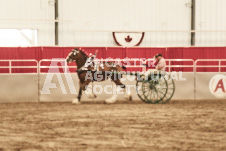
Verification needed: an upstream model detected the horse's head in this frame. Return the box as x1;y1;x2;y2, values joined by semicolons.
66;49;80;63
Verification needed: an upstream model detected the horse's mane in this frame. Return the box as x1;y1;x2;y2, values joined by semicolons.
75;49;88;59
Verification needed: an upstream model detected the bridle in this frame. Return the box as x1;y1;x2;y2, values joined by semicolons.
67;51;77;61
68;55;75;61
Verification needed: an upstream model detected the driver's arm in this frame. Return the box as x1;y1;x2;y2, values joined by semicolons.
156;60;165;70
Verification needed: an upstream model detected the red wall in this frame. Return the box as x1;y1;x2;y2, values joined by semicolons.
0;47;225;73
0;46;225;60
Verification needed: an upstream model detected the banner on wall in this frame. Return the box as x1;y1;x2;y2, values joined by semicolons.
196;73;226;99
112;32;145;46
209;74;226;98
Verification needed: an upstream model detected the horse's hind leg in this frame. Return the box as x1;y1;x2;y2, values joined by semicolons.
105;79;132;104
113;79;132;101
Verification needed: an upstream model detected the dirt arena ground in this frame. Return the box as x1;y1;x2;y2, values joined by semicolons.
0;100;225;151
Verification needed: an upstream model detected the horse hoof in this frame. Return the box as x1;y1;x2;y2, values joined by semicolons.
128;95;132;101
105;94;117;104
105;100;114;104
72;99;80;104
88;93;97;99
124;94;132;101
105;98;116;104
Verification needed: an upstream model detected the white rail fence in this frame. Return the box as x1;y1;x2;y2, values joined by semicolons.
38;58;196;73
39;59;76;73
0;60;38;74
1;59;226;73
195;59;226;72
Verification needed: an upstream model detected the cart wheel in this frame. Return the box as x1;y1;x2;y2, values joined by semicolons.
136;79;147;102
143;76;168;103
159;74;175;104
136;75;168;104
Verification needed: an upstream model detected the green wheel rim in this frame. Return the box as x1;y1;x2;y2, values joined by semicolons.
136;73;175;104
136;79;147;102
159;74;175;104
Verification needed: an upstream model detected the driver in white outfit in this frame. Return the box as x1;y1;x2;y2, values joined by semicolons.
144;53;166;76
155;54;166;71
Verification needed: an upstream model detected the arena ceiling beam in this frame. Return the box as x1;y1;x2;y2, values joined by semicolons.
191;0;196;46
55;0;59;46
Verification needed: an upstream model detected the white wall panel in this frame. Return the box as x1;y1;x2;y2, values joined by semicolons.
0;74;38;103
0;0;55;46
0;0;225;46
59;0;191;46
196;0;226;46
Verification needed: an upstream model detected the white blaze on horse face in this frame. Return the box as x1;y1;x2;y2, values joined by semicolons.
66;52;74;63
66;52;71;62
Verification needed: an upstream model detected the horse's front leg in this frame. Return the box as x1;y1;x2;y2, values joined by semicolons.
72;81;83;104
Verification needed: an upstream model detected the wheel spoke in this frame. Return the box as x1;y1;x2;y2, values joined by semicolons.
158;89;165;97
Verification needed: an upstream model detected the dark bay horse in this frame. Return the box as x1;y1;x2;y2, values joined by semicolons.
66;48;131;104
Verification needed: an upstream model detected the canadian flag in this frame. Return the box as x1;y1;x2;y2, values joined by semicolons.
113;32;145;47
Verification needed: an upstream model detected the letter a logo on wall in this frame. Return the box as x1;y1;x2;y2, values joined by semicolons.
209;74;226;98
